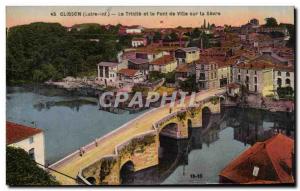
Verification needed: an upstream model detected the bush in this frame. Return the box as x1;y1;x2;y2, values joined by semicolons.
6;147;59;186
277;86;294;99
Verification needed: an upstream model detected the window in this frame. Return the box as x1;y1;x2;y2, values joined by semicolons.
214;72;217;78
254;71;257;75
238;75;241;82
29;136;34;144
254;85;257;92
278;71;281;76
277;78;282;87
246;76;249;83
201;64;204;70
199;73;205;80
246;70;248;74
99;66;103;77
286;79;291;85
238;69;241;73
286;72;290;77
28;148;35;160
254;77;257;84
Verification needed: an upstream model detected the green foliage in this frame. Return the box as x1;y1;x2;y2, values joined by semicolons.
209;96;219;105
163;32;179;42
153;32;162;42
277;86;294;100
149;71;175;84
164;71;176;84
264;17;278;27
177;112;187;121
280;23;295;49
179;74;198;93
99;158;117;183
132;85;149;95
119;134;156;156
7;22;123;85
149;71;164;82
6;146;59;186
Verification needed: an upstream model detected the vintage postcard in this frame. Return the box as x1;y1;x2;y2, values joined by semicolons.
6;6;295;186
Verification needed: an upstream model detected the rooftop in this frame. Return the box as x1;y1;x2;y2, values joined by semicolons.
219;134;294;184
97;62;119;67
118;68;139;77
128;58;149;65
6;121;43;145
150;55;175;65
176;63;194;73
176;47;200;53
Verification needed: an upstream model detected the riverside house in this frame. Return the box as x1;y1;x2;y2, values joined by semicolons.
232;60;275;97
96;62;126;87
175;47;200;65
117;68;145;87
196;57;219;90
149;55;177;73
6;122;45;167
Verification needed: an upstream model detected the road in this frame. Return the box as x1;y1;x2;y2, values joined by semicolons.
50;88;225;185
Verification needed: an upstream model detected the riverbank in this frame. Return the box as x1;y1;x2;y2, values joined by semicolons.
222;94;294;113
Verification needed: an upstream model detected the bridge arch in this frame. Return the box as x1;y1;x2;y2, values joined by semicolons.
187;118;192;137
120;160;135;184
202;106;211;128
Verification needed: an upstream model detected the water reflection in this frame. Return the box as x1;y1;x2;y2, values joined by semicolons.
33;99;97;112
121;107;295;185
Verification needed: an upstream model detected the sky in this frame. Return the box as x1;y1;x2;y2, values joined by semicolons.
6;6;294;28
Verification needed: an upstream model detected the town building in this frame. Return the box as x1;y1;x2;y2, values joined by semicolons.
117;68;145;86
175;47;200;65
128;58;150;78
175;63;196;83
149;55;177;73
273;65;294;90
6;122;45;167
96;62;126;87
219;134;294;184
119;25;144;35
218;63;232;88
135;51;165;62
232;60;275;97
131;37;147;47
259;26;289;36
195;58;219;90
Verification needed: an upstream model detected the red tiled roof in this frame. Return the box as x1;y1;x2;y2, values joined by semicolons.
219;134;294;184
227;83;240;89
6;122;42;145
118;68;139;77
176;63;193;73
235;60;275;70
150;55;175;65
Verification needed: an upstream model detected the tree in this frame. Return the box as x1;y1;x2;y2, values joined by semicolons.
153;32;162;42
6;22;123;84
191;28;201;38
265;17;278;27
179;74;198;93
6;147;59;186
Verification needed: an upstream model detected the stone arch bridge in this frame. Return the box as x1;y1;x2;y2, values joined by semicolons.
48;89;225;185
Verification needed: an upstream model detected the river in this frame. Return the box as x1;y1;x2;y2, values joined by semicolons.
6;86;148;164
6;86;295;184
